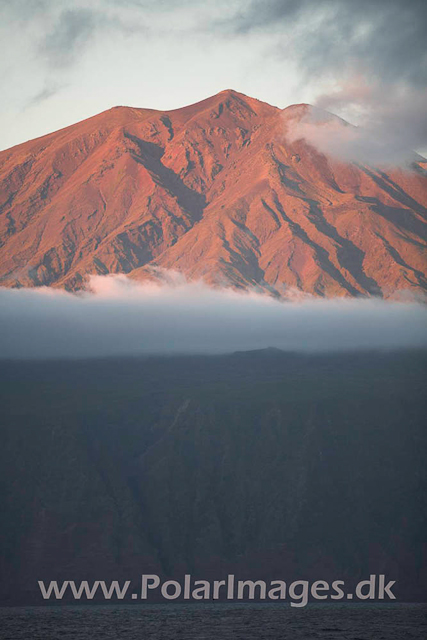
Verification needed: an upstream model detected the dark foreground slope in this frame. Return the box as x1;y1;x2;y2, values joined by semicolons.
0;350;426;604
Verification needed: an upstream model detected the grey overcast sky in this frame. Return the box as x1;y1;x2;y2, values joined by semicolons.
0;0;426;153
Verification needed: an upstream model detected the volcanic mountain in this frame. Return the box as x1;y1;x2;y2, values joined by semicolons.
0;89;426;297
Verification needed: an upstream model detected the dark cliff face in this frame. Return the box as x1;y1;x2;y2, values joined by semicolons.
0;350;426;603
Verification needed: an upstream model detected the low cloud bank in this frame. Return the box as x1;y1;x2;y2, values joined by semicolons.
0;275;426;359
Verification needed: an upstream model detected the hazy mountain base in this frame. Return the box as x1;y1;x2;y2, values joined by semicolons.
0;350;426;604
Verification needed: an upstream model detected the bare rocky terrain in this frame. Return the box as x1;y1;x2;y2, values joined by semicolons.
0;90;426;296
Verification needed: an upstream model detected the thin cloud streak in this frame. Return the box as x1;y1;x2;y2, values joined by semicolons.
0;275;426;359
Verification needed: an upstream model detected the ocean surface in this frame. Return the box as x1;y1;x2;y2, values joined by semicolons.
1;602;426;639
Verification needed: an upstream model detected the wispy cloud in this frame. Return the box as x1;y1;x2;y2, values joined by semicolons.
26;81;66;107
39;8;98;68
223;0;427;87
224;0;427;160
285;79;427;166
0;275;426;359
38;4;150;69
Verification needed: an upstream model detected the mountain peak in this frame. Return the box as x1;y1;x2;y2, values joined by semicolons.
281;102;351;126
164;88;279;120
0;90;426;297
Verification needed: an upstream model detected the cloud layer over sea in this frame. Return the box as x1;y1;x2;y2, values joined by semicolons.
1;274;426;359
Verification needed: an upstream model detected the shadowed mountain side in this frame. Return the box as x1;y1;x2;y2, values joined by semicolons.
0;350;426;604
0;90;426;296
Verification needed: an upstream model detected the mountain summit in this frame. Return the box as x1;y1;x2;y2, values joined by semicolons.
0;90;426;296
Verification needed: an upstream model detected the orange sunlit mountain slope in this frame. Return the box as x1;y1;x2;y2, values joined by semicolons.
0;90;426;297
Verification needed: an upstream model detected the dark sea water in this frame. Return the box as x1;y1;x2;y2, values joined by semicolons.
1;603;426;639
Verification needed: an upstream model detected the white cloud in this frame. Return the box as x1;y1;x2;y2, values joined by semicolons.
0;275;426;359
285;79;427;166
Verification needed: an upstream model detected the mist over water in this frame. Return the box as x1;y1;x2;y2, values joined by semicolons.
0;275;426;359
